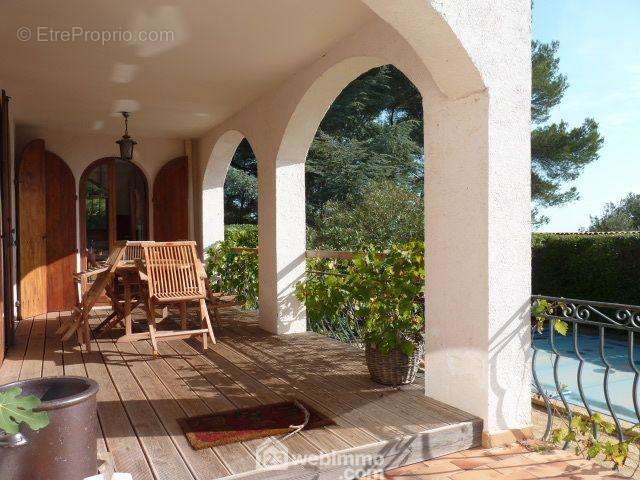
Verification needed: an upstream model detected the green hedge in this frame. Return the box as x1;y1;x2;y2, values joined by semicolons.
532;232;640;305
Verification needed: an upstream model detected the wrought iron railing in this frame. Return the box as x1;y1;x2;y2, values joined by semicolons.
531;294;640;446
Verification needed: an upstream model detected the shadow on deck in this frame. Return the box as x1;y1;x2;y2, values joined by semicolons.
0;308;481;480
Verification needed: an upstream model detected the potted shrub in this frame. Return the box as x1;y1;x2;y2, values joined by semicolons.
349;243;425;385
296;242;425;386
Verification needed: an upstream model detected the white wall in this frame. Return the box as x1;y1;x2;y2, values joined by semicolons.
13;126;185;277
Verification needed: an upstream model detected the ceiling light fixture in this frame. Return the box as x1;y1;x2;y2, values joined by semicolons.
116;111;137;161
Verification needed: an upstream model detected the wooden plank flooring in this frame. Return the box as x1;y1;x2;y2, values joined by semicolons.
0;308;482;480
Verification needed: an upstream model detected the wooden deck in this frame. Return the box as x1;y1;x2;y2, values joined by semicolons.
0;308;481;480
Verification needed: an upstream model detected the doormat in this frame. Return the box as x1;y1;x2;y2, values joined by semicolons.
178;399;335;450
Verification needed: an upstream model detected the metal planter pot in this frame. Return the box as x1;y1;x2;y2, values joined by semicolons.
0;376;100;480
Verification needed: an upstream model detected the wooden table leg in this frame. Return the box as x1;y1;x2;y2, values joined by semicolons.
124;284;132;336
179;302;187;330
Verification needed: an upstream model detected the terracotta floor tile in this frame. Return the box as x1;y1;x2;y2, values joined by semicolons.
489;454;536;469
449;456;497;471
385;459;459;477
522;450;579;463
486;443;530;456
449;468;505;480
371;444;624;480
525;460;584;478
461;449;494;458
491;465;537;479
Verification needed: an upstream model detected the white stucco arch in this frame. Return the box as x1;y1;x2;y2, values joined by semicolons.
195;3;532;437
359;0;485;99
275;56;384;167
201;129;247;250
262;55;432;337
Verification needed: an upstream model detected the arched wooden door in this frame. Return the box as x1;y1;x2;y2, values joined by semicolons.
153;156;189;241
18;140;77;317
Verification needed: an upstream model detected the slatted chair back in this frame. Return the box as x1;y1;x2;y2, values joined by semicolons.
142;241;206;302
122;241;155;262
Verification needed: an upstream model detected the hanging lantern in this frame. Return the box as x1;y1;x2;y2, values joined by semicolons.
116;111;137;161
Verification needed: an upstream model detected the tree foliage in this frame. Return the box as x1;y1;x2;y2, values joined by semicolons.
306;65;423;222
223;40;604;239
311;180;423;250
531;41;604;226
224;140;258;225
589;193;640;231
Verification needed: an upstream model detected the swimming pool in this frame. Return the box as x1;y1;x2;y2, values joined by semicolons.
533;329;640;423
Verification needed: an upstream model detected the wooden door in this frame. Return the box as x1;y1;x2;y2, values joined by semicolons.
153;156;188;241
18;141;77;317
45;151;77;311
18;139;47;318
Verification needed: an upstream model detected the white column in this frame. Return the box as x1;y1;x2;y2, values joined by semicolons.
201;185;225;251
424;51;531;436
257;149;306;334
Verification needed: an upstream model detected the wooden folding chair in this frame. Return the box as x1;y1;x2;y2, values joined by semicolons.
138;241;216;354
57;243;127;351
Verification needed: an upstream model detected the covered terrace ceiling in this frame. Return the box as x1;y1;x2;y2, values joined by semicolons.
0;0;375;138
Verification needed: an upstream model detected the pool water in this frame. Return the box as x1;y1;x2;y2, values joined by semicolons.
533;329;640;423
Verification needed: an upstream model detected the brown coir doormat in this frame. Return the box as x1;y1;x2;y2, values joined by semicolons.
178;400;335;450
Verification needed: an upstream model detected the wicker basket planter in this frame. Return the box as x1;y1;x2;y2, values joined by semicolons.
365;341;424;386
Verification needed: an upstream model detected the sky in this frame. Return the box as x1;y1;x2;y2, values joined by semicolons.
533;0;640;232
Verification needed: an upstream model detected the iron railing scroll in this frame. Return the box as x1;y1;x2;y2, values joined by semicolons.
532;295;640;447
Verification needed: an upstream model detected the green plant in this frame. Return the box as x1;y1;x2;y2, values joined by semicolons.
0;387;49;435
531;299;569;335
298;257;354;340
205;224;259;309
296;242;425;354
552;413;639;470
221;224;258;248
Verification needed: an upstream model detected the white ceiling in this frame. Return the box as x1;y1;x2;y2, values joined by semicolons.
0;0;374;138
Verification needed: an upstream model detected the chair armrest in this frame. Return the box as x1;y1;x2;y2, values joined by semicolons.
195;261;208;280
74;266;109;283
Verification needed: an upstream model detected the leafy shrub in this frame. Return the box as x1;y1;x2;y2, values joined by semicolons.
309;180;423;250
532;232;640;304
206;224;259;309
223;224;258;248
296;242;425;354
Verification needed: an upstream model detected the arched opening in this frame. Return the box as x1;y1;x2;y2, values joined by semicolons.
224;139;258;226
306;64;424;250
202;135;259;310
294;63;424;344
80;157;148;267
201;130;245;251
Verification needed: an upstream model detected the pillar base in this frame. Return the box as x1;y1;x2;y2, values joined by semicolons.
481;427;534;448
